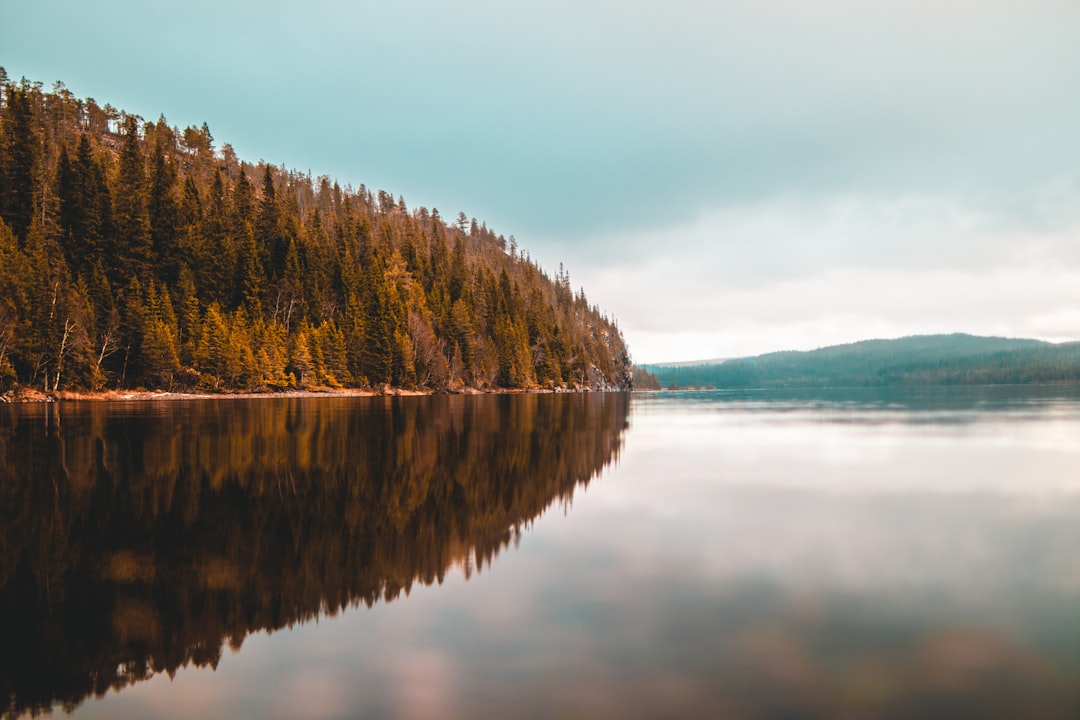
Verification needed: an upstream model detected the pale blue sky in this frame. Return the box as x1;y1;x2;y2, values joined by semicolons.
4;0;1080;361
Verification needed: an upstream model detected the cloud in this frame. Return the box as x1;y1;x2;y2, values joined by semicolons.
568;189;1080;361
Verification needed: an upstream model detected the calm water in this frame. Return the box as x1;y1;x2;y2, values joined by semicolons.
5;387;1080;718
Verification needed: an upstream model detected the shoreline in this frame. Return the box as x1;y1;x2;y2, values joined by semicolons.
1;385;615;403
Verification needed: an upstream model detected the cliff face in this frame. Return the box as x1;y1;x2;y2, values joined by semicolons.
0;77;632;394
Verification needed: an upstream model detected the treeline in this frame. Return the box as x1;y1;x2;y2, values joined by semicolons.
0;393;629;716
631;365;661;390
646;334;1080;389
0;72;631;393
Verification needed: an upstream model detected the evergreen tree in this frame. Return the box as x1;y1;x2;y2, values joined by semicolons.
56;135;111;276
175;264;200;365
288;322;314;387
148;128;180;282
1;83;38;241
55;144;78;264
314;320;349;387
118;275;147;387
359;259;393;387
112;116;152;284
142;316;181;389
200;169;237;304
257;164;286;279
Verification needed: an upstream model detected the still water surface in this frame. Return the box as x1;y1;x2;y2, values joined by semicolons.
4;387;1080;718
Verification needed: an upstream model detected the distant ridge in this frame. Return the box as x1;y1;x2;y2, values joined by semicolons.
643;334;1080;388
649;357;730;368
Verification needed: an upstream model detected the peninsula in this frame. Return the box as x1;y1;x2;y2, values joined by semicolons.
0;74;632;397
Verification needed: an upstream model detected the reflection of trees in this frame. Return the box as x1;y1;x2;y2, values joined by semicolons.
0;394;628;718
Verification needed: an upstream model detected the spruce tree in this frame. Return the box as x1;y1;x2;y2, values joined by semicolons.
148;131;180;282
257;164;285;279
1;84;37;242
359;264;393;387
112;116;152;284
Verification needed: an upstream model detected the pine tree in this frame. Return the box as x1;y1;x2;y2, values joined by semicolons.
288;321;313;387
55;144;78;265
56;135;111;277
257;164;287;279
81;136;112;261
0;219;26;389
359;263;393;387
314;320;349;387
142;316;181;389
1;84;38;241
112;116;152;284
118;275;147;387
148;129;180;282
200;169;237;305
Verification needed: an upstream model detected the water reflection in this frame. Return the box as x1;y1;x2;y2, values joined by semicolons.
634;384;1080;425
0;394;629;718
592;388;1080;719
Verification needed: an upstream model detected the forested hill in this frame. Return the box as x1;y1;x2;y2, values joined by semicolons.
645;334;1080;388
0;74;631;394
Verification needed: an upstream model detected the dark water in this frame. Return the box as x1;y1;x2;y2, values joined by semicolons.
4;387;1080;718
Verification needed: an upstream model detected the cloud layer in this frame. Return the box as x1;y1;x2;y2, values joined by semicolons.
573;189;1080;360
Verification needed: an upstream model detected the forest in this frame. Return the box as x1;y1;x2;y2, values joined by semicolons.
0;72;632;394
646;334;1080;389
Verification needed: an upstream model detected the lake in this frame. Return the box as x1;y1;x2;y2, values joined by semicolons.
4;387;1080;719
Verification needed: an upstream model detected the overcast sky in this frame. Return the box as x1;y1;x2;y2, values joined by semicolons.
4;0;1080;362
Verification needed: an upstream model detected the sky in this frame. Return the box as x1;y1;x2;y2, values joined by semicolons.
3;0;1080;362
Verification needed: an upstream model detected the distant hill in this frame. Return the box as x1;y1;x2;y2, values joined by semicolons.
649;357;729;368
643;334;1080;389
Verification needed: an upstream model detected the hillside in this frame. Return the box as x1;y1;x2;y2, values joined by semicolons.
645;334;1080;389
0;74;631;394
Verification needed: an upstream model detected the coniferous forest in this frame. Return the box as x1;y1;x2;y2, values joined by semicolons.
0;73;632;394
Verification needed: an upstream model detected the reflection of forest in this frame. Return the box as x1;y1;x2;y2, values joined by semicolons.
0;393;629;718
